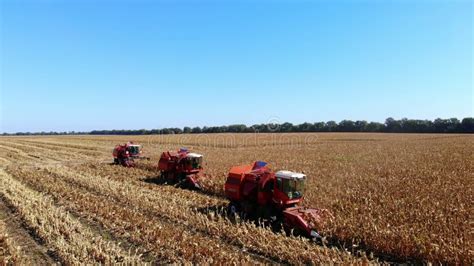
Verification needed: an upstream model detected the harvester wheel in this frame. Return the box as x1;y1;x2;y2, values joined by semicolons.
113;158;119;164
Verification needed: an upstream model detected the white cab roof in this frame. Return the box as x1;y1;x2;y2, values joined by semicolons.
275;170;306;180
187;153;203;158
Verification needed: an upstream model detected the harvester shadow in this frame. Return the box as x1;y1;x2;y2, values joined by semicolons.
141;176;224;198
142;176;167;185
133;162;158;172
141;176;204;192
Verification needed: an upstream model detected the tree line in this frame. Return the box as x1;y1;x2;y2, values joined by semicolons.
3;117;473;136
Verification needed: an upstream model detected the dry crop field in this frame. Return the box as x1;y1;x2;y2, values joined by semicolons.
0;133;472;264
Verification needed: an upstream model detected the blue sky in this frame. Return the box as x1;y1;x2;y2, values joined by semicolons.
0;0;472;133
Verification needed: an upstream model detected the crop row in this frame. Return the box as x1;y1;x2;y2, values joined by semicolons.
0;169;143;264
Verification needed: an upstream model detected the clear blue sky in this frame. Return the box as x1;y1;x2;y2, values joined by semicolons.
0;0;472;133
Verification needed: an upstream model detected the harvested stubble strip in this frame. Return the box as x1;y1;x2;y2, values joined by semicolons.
13;140;102;157
8;167;258;264
13;139;102;152
0;144;33;161
0;219;23;264
51;166;372;264
0;141;91;162
0;169;143;264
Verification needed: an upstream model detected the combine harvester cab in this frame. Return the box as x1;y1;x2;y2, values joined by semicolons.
127;143;143;159
224;161;332;239
158;148;204;190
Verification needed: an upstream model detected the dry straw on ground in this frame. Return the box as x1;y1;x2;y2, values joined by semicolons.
0;133;472;264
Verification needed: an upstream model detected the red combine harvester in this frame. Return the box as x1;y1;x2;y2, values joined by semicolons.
158;148;204;190
225;161;332;239
112;142;145;167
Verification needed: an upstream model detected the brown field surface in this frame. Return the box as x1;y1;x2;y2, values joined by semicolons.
0;133;472;264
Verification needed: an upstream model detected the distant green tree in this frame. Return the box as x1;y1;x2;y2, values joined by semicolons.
354;120;368;132
446;118;461;133
4;117;474;136
338;120;356;132
325;121;337;132
385;117;402;132
298;122;313;132
313;122;326;132
280;122;294;132
365;122;383;132
191;127;202;134
461;117;474;133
